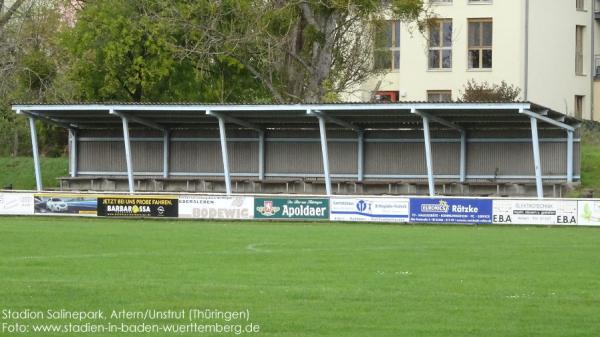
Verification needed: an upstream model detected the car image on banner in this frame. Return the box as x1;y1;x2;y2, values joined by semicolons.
410;198;493;224
34;194;97;215
330;197;409;222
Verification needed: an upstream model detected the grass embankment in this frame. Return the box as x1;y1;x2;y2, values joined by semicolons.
580;143;600;194
0;217;599;337
0;157;67;190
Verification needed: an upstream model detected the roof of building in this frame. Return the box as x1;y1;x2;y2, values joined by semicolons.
11;101;579;132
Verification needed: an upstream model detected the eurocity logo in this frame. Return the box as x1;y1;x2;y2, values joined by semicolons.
419;199;481;214
256;200;280;216
420;200;450;213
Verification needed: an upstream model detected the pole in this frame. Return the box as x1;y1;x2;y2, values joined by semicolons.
69;128;77;178
357;131;364;182
459;131;467;183
317;116;332;196
120;115;135;194
28;117;42;191
258;131;265;181
530;117;543;198
422;116;435;197
567;130;574;183
163;130;170;178
217;116;232;195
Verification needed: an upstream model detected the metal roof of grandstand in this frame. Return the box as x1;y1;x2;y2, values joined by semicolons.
11;101;580;131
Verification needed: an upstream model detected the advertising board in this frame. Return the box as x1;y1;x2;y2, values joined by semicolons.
410;198;493;224
330;197;409;222
179;195;253;219
493;199;577;225
254;197;329;219
0;192;34;215
97;196;178;217
34;193;97;215
577;200;600;226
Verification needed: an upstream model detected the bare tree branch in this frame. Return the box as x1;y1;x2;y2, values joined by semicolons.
239;59;285;103
0;0;26;29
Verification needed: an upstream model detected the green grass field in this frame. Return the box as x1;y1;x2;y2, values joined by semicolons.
0;157;67;190
1;217;599;336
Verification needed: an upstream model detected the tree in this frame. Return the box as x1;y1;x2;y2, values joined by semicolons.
459;80;522;102
61;0;269;103
0;0;70;157
161;0;427;102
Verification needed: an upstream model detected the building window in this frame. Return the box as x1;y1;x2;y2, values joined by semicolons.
374;91;399;102
576;0;585;10
468;19;493;69
429;19;452;69
431;0;452;4
576;25;585;75
468;0;492;3
427;90;452;102
374;21;401;71
575;95;584;118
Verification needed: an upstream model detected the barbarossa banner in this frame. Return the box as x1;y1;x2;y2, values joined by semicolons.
97;196;178;217
254;198;329;219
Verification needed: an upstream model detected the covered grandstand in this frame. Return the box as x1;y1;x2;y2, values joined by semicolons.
12;102;581;198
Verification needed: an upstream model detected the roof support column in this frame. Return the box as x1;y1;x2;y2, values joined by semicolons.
258;131;265;181
317;114;332;196
118;113;135;194
530;117;544;198
69;128;78;178
459;131;467;183
357;130;364;182
216;114;232;195
567;130;574;183
28;117;42;191
422;115;435;197
163;130;170;178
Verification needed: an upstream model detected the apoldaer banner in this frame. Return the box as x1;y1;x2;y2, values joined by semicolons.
410;198;493;224
493;199;577;225
179;195;253;219
330;197;409;222
254;198;329;219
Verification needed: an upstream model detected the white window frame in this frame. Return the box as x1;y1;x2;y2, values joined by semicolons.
373;20;401;71
428;19;453;70
427;90;452;102
576;25;585;75
468;18;493;69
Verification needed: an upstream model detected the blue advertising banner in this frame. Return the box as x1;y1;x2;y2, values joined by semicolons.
409;198;493;224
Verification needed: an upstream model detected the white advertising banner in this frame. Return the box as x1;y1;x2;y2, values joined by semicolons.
0;193;34;215
330;197;409;222
577;200;600;226
493;199;577;225
179;195;254;219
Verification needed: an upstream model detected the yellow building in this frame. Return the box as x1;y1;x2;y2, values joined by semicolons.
346;0;594;120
